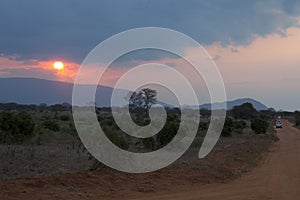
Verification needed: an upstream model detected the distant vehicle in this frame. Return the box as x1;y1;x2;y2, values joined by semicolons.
276;120;282;128
277;116;281;119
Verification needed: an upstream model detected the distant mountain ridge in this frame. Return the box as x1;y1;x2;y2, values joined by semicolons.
0;77;126;107
199;98;268;111
0;78;268;110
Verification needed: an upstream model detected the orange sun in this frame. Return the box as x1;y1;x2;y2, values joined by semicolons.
53;61;64;70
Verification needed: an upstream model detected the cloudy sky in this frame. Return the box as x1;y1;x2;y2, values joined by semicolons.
0;0;300;110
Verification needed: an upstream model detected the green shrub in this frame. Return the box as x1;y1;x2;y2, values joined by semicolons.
221;117;233;137
157;114;180;147
100;118;114;126
0;111;14;131
199;121;209;131
233;120;246;134
106;130;129;150
142;137;155;150
43;119;60;132
233;120;246;129
17;111;35;137
296;117;300;126
295;112;300;126
0;111;35;144
59;114;70;121
251;118;269;134
157;121;179;147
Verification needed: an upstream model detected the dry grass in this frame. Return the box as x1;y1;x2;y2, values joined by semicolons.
0;141;93;180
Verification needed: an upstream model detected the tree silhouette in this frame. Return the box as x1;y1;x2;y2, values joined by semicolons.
128;88;157;110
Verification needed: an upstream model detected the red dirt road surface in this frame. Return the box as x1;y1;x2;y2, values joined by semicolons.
131;120;300;200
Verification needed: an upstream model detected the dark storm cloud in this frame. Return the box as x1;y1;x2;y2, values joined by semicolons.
0;0;299;63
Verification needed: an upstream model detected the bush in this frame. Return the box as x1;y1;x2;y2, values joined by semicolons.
233;120;246;129
296;117;300;126
157;114;180;147
142;137;155;150
199;121;209;131
43;119;60;132
0;111;14;131
221;117;233;137
106;130;129;150
59;114;70;121
295;112;300;126
17;111;35;137
251;118;269;134
0;111;35;144
157;122;178;147
100;118;114;126
233;120;246;134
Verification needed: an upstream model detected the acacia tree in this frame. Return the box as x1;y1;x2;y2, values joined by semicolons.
128;88;157;110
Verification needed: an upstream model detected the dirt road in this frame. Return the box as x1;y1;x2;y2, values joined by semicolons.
132;120;300;200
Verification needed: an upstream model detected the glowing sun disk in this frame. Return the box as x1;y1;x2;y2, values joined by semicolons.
53;61;64;70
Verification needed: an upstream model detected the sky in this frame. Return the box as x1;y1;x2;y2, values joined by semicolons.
0;0;300;110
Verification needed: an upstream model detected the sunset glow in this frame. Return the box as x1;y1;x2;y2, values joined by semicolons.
0;1;299;110
53;61;64;71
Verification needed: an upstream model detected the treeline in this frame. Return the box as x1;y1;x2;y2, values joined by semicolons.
0;101;297;147
0;102;72;112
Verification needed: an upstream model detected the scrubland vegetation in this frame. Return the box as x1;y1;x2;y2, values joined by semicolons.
0;100;282;148
0;99;285;178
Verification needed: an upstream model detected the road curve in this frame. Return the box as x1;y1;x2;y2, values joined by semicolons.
133;120;300;200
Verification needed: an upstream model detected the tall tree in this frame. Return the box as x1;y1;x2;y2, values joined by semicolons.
128;88;157;110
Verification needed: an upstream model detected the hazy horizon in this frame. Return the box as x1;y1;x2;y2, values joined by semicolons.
0;76;273;111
